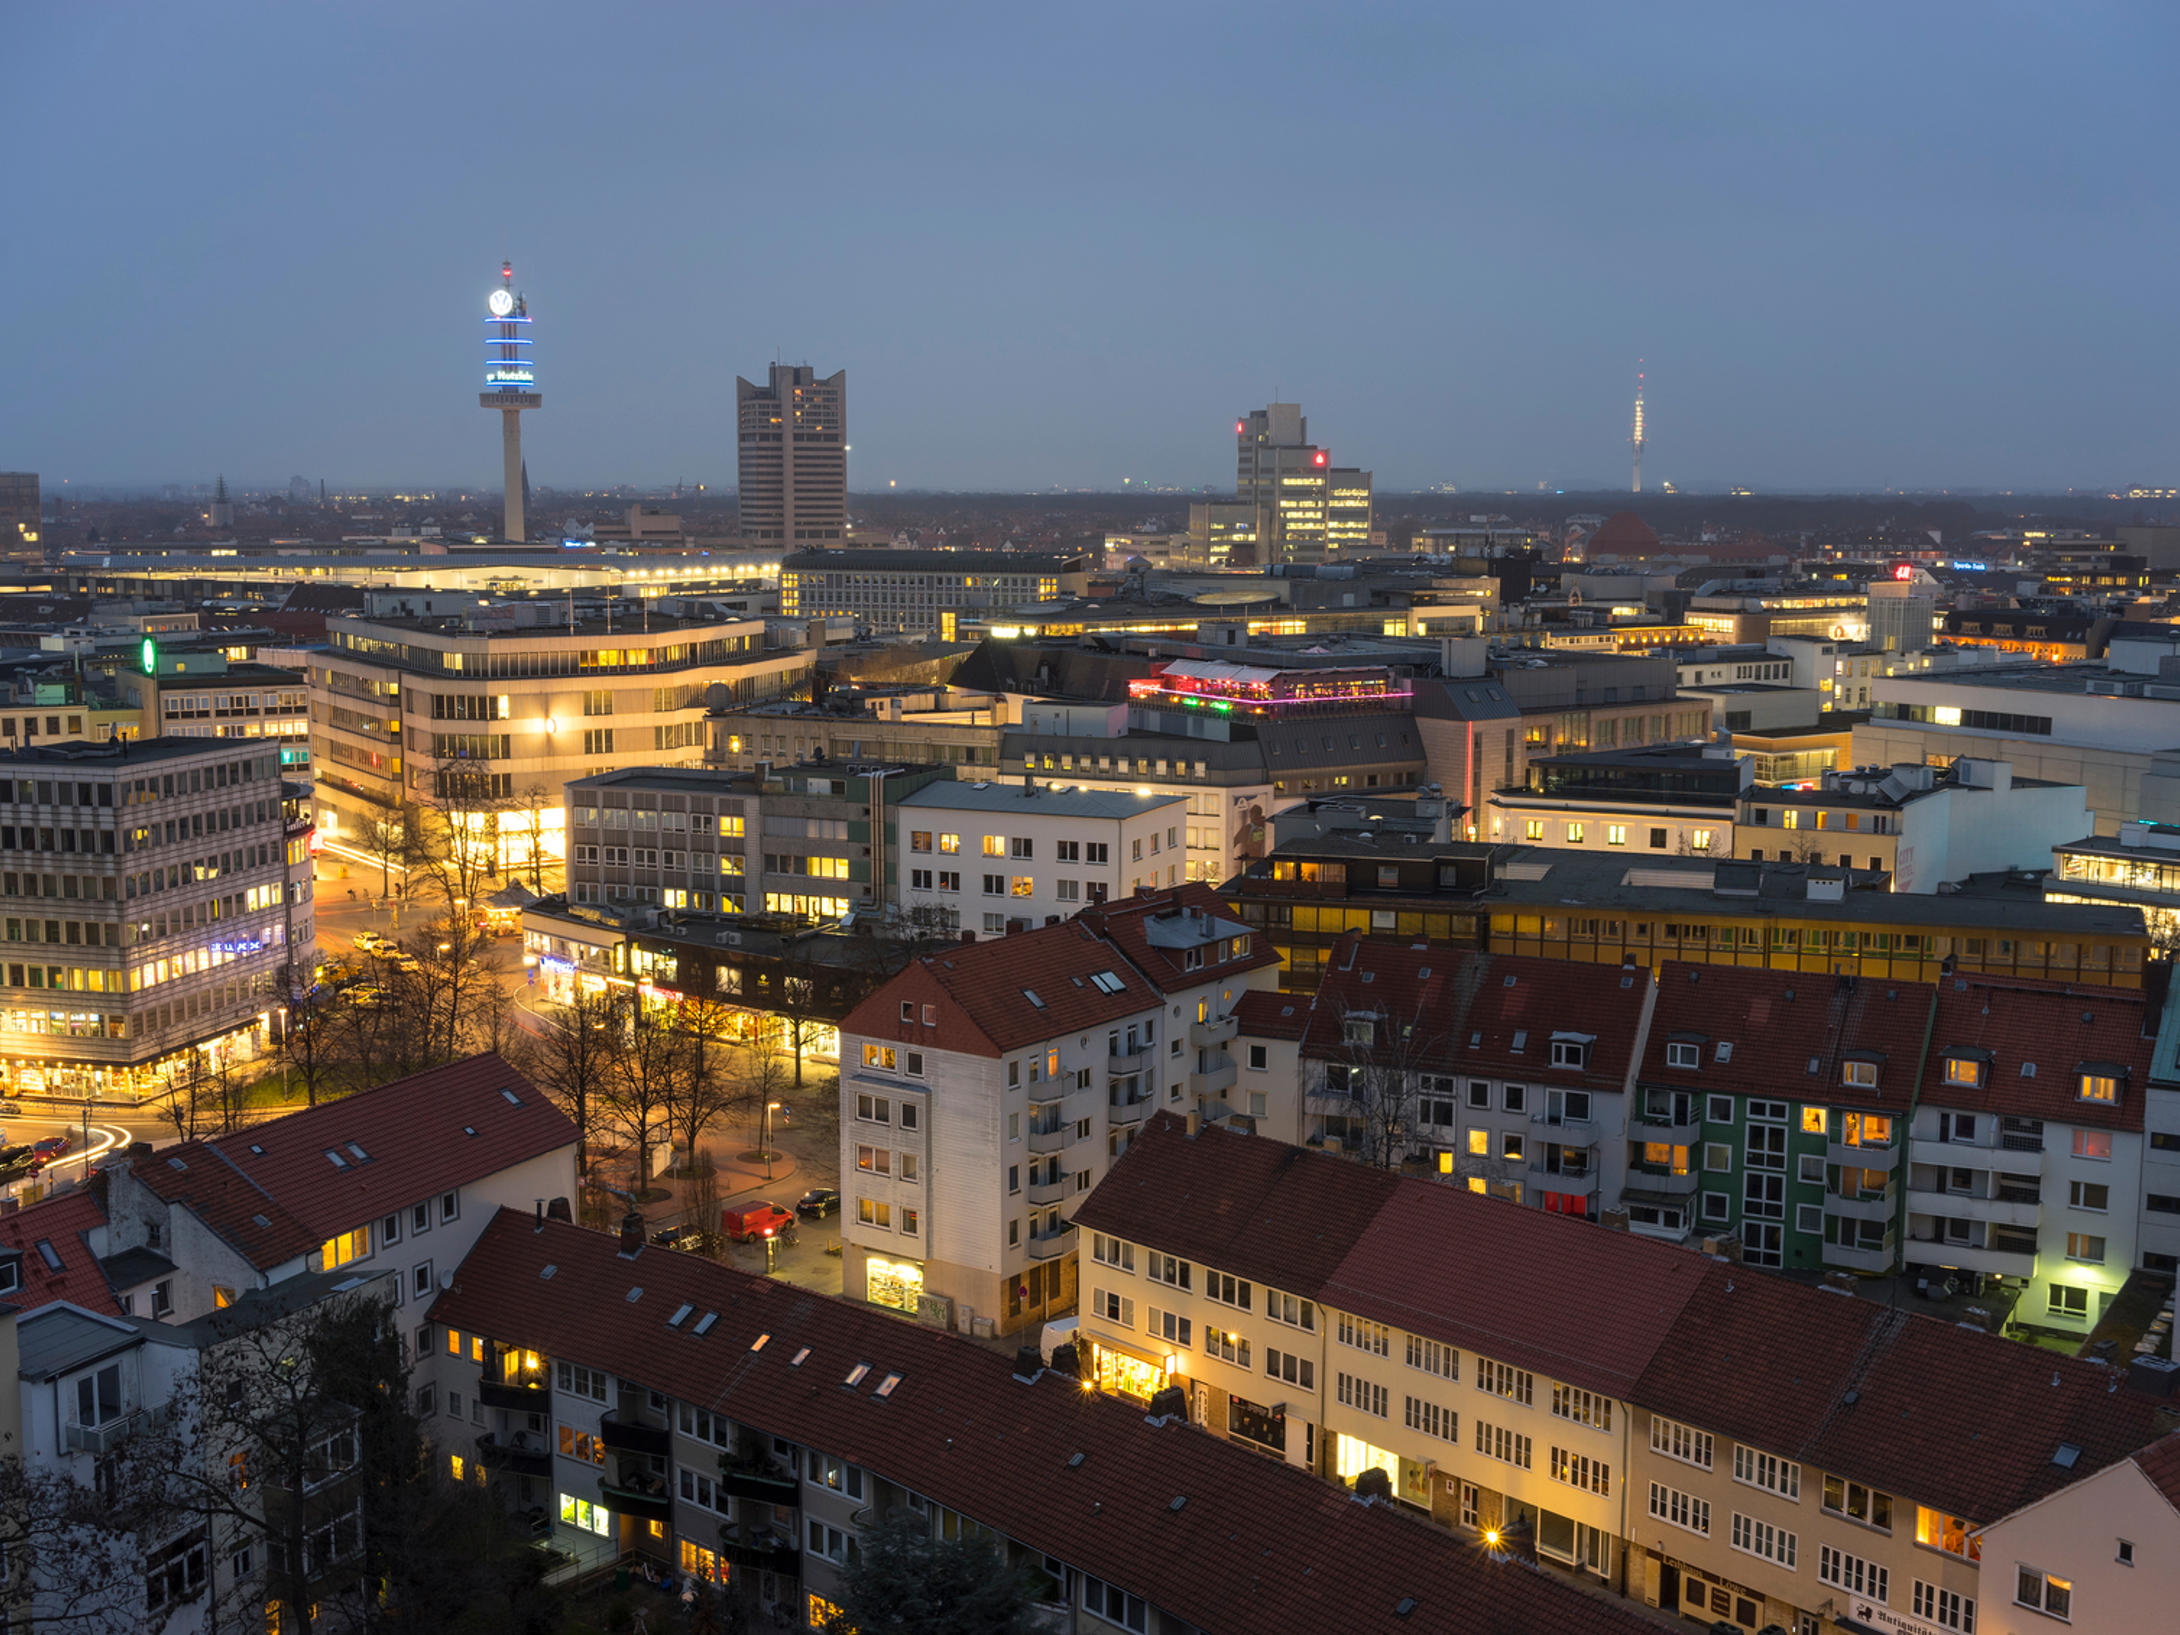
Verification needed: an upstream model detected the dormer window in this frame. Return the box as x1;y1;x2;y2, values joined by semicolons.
1550;1035;1591;1070
2080;1071;2120;1104
1841;1059;1878;1089
1666;1041;1701;1071
1943;1056;1984;1088
1343;1017;1375;1046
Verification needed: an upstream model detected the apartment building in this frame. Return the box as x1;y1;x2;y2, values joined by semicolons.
309;596;809;886
890;779;1186;935
1071;1115;2173;1635
1736;759;2088;889
709;694;1005;777
2144;994;2180;1279
1972;1435;2180;1635
111;651;310;743
1905;975;2154;1333
1487;741;1743;860
0;736;309;1102
1626;963;1936;1266
1259;933;1652;1217
835;885;1277;1335
421;1208;1672;1635
778;549;1089;636
563;761;955;921
103;1053;579;1325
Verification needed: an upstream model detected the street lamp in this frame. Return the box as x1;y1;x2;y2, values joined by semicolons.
762;1101;782;1181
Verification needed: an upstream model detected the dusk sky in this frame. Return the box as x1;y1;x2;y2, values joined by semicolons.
7;4;2176;495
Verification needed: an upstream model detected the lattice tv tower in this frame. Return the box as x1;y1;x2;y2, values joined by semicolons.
480;260;541;541
1630;361;1647;495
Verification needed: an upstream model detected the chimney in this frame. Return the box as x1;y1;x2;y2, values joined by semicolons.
617;1210;645;1258
534;1199;546;1233
1184;1110;1202;1138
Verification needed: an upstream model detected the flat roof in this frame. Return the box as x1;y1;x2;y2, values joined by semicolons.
0;737;266;769
895;780;1183;818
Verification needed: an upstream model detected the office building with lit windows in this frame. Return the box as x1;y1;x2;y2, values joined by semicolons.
0;736;310;1101
305;600;809;891
0;472;39;562
736;364;846;544
778;549;1089;636
1234;405;1372;564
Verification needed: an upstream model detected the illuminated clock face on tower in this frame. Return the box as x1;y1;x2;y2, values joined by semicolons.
487;288;515;317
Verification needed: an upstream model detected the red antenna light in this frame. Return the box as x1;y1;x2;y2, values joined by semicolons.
1313;450;1328;466
502;261;513;280
1235;420;1245;435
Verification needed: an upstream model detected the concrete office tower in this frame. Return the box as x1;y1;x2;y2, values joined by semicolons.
736;364;846;543
0;473;37;562
1630;364;1647;494
1867;570;1939;652
1234;404;1370;565
478;261;542;542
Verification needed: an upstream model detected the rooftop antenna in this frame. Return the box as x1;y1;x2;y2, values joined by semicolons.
1631;361;1647;495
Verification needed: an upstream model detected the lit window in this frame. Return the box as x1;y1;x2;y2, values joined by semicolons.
2080;1073;2118;1103
1945;1057;1984;1088
1800;1107;1827;1136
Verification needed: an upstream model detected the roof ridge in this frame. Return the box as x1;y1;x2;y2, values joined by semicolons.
1803;1303;1908;1454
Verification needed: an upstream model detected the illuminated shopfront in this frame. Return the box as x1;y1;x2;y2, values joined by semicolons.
1335;1433;1398;1489
1090;1339;1170;1402
866;1255;924;1314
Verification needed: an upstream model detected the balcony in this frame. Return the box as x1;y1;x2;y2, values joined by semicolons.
1821;1236;1897;1274
1027;1120;1075;1155
1190;1013;1239;1049
719;1519;800;1578
1529;1153;1598;1189
599;1472;673;1526
717;1456;801;1507
1905;1189;2042;1231
1825;1190;1896;1223
476;1430;551;1478
1108;1093;1154;1128
1026;1175;1071;1206
1624;1166;1699;1198
1910;1137;1995;1169
1026;1222;1077;1262
1197;1057;1237;1097
478;1374;550;1412
1905;1235;2037;1279
1634;1117;1701;1148
1107;1042;1156;1075
599;1411;671;1458
1828;1140;1899;1173
64;1412;140;1455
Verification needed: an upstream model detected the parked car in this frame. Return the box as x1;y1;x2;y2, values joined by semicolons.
352;930;387;953
649;1223;712;1253
720;1202;797;1244
795;1188;840;1221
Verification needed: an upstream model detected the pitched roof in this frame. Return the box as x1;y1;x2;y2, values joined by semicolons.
1093;1117;2170;1525
1640;961;1936;1110
1071;1113;1398;1298
2132;1433;2180;1515
433;1210;1657;1635
0;1189;120;1317
1304;935;1652;1094
840;919;1160;1058
1920;975;2152;1131
1234;986;1312;1041
1073;882;1283;990
137;1055;575;1269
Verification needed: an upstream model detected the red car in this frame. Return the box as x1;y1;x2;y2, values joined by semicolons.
720;1202;797;1244
27;1135;68;1173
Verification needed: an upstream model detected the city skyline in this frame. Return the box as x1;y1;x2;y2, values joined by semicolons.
7;5;2179;494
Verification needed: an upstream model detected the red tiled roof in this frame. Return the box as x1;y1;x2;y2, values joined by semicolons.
0;1189;120;1316
1074;883;1283;990
1919;975;2151;1131
1071;1112;1398;1299
1640;961;1936;1111
1304;935;1652;1095
2131;1433;2180;1514
1093;1117;2169;1526
1234;986;1311;1041
1586;511;1660;552
841;919;1162;1057
140;1054;575;1269
433;1209;1658;1635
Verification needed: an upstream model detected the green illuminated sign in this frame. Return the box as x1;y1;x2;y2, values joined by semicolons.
140;638;156;675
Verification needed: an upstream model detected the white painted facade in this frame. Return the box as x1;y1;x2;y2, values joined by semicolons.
892;783;1186;935
1974;1454;2180;1635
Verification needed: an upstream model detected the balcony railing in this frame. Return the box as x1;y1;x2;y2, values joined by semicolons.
1107;1043;1156;1074
1026;1222;1077;1262
1026;1175;1071;1206
478;1373;550;1412
1827;1140;1899;1172
1821;1236;1896;1274
1633;1116;1701;1147
1624;1166;1699;1197
599;1411;671;1458
1825;1190;1896;1223
1027;1121;1075;1155
1189;1014;1239;1049
717;1458;800;1506
1108;1093;1154;1128
598;1473;673;1526
476;1430;551;1477
1197;1058;1237;1097
64;1412;140;1455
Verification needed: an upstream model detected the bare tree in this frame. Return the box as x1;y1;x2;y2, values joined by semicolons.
512;781;557;895
1307;995;1445;1168
774;944;834;1091
278;980;343;1109
665;998;753;1172
160;1038;248;1144
0;1444;177;1632
511;976;623;1181
360;809;408;904
407;758;510;920
598;993;678;1196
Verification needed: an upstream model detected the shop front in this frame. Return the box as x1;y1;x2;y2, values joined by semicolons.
1086;1335;1171;1403
865;1254;925;1315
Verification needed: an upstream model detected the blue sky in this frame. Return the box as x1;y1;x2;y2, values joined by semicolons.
5;2;2175;493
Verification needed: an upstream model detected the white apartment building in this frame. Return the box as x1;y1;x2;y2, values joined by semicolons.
835;885;1278;1336
2144;993;2180;1279
308;593;810;888
1973;1437;2180;1635
891;778;1186;936
1904;977;2154;1332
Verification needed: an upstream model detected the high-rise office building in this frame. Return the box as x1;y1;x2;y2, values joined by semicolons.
736;364;846;543
0;473;39;563
1233;405;1371;565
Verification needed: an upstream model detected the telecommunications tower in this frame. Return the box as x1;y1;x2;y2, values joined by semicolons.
480;261;541;541
1630;362;1646;495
